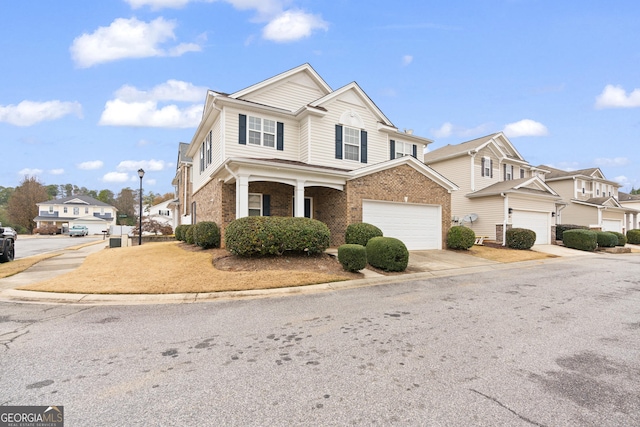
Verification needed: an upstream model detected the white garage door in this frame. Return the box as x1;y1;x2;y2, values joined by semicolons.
362;200;441;250
602;219;622;233
511;210;549;245
73;222;107;235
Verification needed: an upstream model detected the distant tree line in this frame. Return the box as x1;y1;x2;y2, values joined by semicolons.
0;176;174;234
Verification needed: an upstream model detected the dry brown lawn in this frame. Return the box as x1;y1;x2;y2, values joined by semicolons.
19;242;359;294
466;244;554;262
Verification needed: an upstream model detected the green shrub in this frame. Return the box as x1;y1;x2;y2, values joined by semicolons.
184;225;195;245
627;229;640;245
563;229;597;252
337;244;367;272
506;228;536;250
225;216;330;257
194;221;221;249
366;236;409;272
345;222;383;247
555;224;588;241
608;231;626;247
175;224;188;241
595;231;617;248
446;226;475;250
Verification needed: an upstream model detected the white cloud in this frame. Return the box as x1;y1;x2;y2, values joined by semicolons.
502;119;549;137
262;10;328;42
0;100;82;126
49;169;65;175
432;122;453;138
99;99;202;128
125;0;198;9
77;160;104;170
102;172;131;183
18;168;43;176
115;80;206;103
594;157;630;167
117;159;168;172
430;122;491;139
402;55;413;66
70;17;202;68
595;84;640;109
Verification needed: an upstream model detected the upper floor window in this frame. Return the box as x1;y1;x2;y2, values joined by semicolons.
520;168;525;179
249;116;276;148
206;130;212;166
395;141;413;158
343;126;360;161
49;206;54;213
504;164;513;181
596;185;600;196
481;157;493;178
85;207;89;214
63;207;68;213
73;207;79;215
199;142;205;173
159;210;170;216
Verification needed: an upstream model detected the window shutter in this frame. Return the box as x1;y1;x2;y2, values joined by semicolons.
503;164;507;181
390;140;396;160
239;114;247;145
412;144;417;159
335;125;343;159
490;159;493;178
360;130;367;163
511;165;514;179
262;194;270;216
276;122;284;151
481;157;485;176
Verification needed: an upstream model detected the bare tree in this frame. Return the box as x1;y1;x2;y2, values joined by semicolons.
7;176;49;233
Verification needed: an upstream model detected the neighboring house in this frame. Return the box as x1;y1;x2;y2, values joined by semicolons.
179;63;458;250
424;132;562;245
540;166;640;233
145;199;176;230
34;195;117;235
171;142;193;226
618;192;640;231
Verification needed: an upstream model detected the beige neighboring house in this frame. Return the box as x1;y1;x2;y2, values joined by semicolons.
540;166;640;233
145;199;176;231
424;132;562;245
179;63;458;250
35;195;117;235
171;142;193;226
618;192;640;231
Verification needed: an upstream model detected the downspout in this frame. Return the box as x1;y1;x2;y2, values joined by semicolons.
225;164;240;217
501;192;508;246
469;150;477;192
183;165;188;217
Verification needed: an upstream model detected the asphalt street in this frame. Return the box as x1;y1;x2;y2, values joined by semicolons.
1;254;639;426
13;235;103;259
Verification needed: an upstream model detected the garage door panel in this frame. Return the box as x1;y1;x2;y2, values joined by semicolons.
511;211;549;245
362;200;441;250
602;220;622;233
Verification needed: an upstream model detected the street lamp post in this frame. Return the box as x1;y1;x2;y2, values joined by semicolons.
138;168;145;245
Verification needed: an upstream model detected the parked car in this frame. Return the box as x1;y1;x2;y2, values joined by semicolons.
69;225;89;237
1;226;17;240
0;227;15;262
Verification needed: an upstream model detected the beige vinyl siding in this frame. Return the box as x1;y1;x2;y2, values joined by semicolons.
560;203;598;227
211;117;222;170
475;147;500;190
509;195;556;212
602;211;625;222
300;116;309;164
462;197;504;240
223;106;300;162
428;156;470;208
242;80;325;112
307;97;388;169
546;179;576;201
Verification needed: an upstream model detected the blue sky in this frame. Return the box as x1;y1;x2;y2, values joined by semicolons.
1;0;639;195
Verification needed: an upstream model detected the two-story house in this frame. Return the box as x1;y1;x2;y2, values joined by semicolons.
539;166;639;233
424;133;562;245
171;142;193;226
145;199;177;231
179;64;458;250
618;192;640;231
34;195;117;235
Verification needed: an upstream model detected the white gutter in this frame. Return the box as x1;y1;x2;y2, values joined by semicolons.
502;192;508;246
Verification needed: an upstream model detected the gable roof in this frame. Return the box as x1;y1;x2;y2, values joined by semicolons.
423;132;526;164
618;191;640;202
539;165;618;184
466;176;560;199
230;63;332;100
178;142;192;164
37;195;113;207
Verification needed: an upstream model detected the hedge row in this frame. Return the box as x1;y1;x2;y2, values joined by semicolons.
446;226;475;250
628;229;640;245
555;224;587;241
563;229;597;251
345;223;383;247
175;222;221;248
506;228;536;250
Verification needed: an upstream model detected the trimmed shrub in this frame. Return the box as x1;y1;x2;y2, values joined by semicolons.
337;244;367;272
366;236;409;272
184;225;195;245
609;231;626;247
446;226;475;250
175;224;188;241
627;229;640;245
506;228;536;250
555;224;588;241
563;229;597;252
225;216;330;257
596;231;618;248
345;222;383;247
194;221;221;249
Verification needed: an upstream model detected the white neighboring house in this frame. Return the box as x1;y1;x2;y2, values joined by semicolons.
35;195;117;235
145;199;177;231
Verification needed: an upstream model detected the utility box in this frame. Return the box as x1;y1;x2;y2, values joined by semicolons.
109;237;122;248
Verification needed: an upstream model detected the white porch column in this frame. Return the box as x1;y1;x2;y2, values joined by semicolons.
236;174;249;218
294;179;306;217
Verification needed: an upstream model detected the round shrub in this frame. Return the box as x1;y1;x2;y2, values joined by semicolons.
610;231;627;246
345;222;383;247
184;225;195;245
225;216;330;257
596;231;618;248
563;229;597;252
337;244;367;272
175;224;188;241
555;224;587;241
366;236;409;272
627;229;640;245
506;228;536;250
194;221;221;249
446;226;475;250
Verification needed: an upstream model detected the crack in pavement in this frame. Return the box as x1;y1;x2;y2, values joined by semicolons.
470;388;547;427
